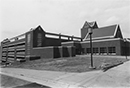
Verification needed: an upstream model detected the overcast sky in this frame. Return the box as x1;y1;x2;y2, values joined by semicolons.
0;0;130;41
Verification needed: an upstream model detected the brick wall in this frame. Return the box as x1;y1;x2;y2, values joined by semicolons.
81;39;122;55
62;41;81;54
30;46;75;59
32;46;60;58
120;40;130;56
58;46;75;57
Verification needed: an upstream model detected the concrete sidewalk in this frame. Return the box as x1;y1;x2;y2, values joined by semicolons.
0;68;101;88
78;54;130;59
1;61;130;88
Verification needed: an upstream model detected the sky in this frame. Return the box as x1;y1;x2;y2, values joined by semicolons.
0;0;130;42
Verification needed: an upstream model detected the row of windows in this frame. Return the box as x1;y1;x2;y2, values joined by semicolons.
83;47;116;55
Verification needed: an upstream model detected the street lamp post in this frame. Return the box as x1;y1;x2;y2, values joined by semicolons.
124;39;127;60
88;28;95;69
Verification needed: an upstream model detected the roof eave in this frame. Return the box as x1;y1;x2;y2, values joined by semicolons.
113;24;119;38
84;35;114;41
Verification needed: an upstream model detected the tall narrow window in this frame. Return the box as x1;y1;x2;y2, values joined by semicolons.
37;33;42;47
81;48;85;54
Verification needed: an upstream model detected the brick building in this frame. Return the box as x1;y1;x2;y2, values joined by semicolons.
1;26;81;62
63;21;130;56
1;21;130;63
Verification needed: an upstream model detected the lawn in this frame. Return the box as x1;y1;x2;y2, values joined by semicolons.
5;55;127;73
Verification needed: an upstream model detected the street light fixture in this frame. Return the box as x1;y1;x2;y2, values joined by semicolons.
88;27;95;69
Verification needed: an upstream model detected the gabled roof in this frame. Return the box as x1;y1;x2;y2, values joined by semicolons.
85;24;123;40
82;21;98;29
87;21;98;28
31;25;45;32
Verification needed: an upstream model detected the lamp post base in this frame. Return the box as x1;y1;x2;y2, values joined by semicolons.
89;66;96;70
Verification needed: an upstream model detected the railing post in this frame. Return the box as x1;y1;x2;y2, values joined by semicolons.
59;33;61;40
81;38;83;41
68;37;70;40
59;33;62;44
5;46;8;63
14;48;17;62
15;37;18;41
71;36;73;41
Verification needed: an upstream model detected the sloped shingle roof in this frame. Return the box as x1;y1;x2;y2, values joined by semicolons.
86;24;118;39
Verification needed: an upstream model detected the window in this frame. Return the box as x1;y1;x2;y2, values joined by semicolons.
37;33;42;47
86;48;91;54
81;48;85;54
108;47;116;54
100;47;107;54
93;47;98;54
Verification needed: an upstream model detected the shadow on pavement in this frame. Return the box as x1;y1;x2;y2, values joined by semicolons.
13;83;51;88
